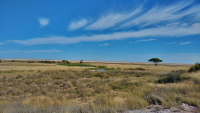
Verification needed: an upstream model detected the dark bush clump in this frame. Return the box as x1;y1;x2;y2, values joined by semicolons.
136;68;145;70
157;70;187;83
97;66;107;68
38;60;56;63
189;62;200;72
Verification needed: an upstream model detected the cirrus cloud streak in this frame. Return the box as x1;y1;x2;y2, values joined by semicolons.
10;22;200;45
68;19;88;30
179;42;192;45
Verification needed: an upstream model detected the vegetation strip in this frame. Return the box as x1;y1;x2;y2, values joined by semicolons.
59;63;96;67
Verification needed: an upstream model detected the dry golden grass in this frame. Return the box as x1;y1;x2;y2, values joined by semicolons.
0;61;199;113
0;61;89;72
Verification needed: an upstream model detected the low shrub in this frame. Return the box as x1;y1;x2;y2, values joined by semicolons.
189;62;200;72
71;79;77;87
136;68;145;70
97;66;107;68
16;75;23;79
145;95;163;105
125;68;135;70
95;73;110;79
156;70;187;83
110;79;135;91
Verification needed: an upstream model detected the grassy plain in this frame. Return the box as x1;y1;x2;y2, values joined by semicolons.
0;60;199;113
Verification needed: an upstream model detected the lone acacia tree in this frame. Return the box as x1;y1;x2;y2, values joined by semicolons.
148;58;162;66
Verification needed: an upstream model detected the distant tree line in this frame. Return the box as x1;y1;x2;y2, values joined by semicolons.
38;60;56;63
37;60;70;64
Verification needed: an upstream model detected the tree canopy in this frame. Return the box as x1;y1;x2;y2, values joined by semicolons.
148;58;162;66
62;60;70;64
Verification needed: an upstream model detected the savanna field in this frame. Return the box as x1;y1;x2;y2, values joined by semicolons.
0;60;199;113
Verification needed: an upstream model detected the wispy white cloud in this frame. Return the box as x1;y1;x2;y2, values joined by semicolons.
179;42;192;45
38;17;50;27
98;43;109;46
0;42;3;45
68;19;88;30
103;43;109;46
0;49;61;53
86;7;142;30
10;22;200;45
167;42;176;44
73;0;200;30
119;0;200;28
136;39;156;42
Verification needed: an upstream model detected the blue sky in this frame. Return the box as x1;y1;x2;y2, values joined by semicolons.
0;0;200;63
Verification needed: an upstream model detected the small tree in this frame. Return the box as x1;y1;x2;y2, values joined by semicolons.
148;58;162;66
189;62;200;72
66;60;70;64
0;60;1;63
80;60;83;63
62;60;66;64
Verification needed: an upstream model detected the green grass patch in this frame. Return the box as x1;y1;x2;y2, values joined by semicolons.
88;66;115;71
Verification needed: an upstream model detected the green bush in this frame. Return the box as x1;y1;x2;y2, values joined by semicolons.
157;70;187;83
0;60;1;63
189;62;200;72
98;66;107;68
